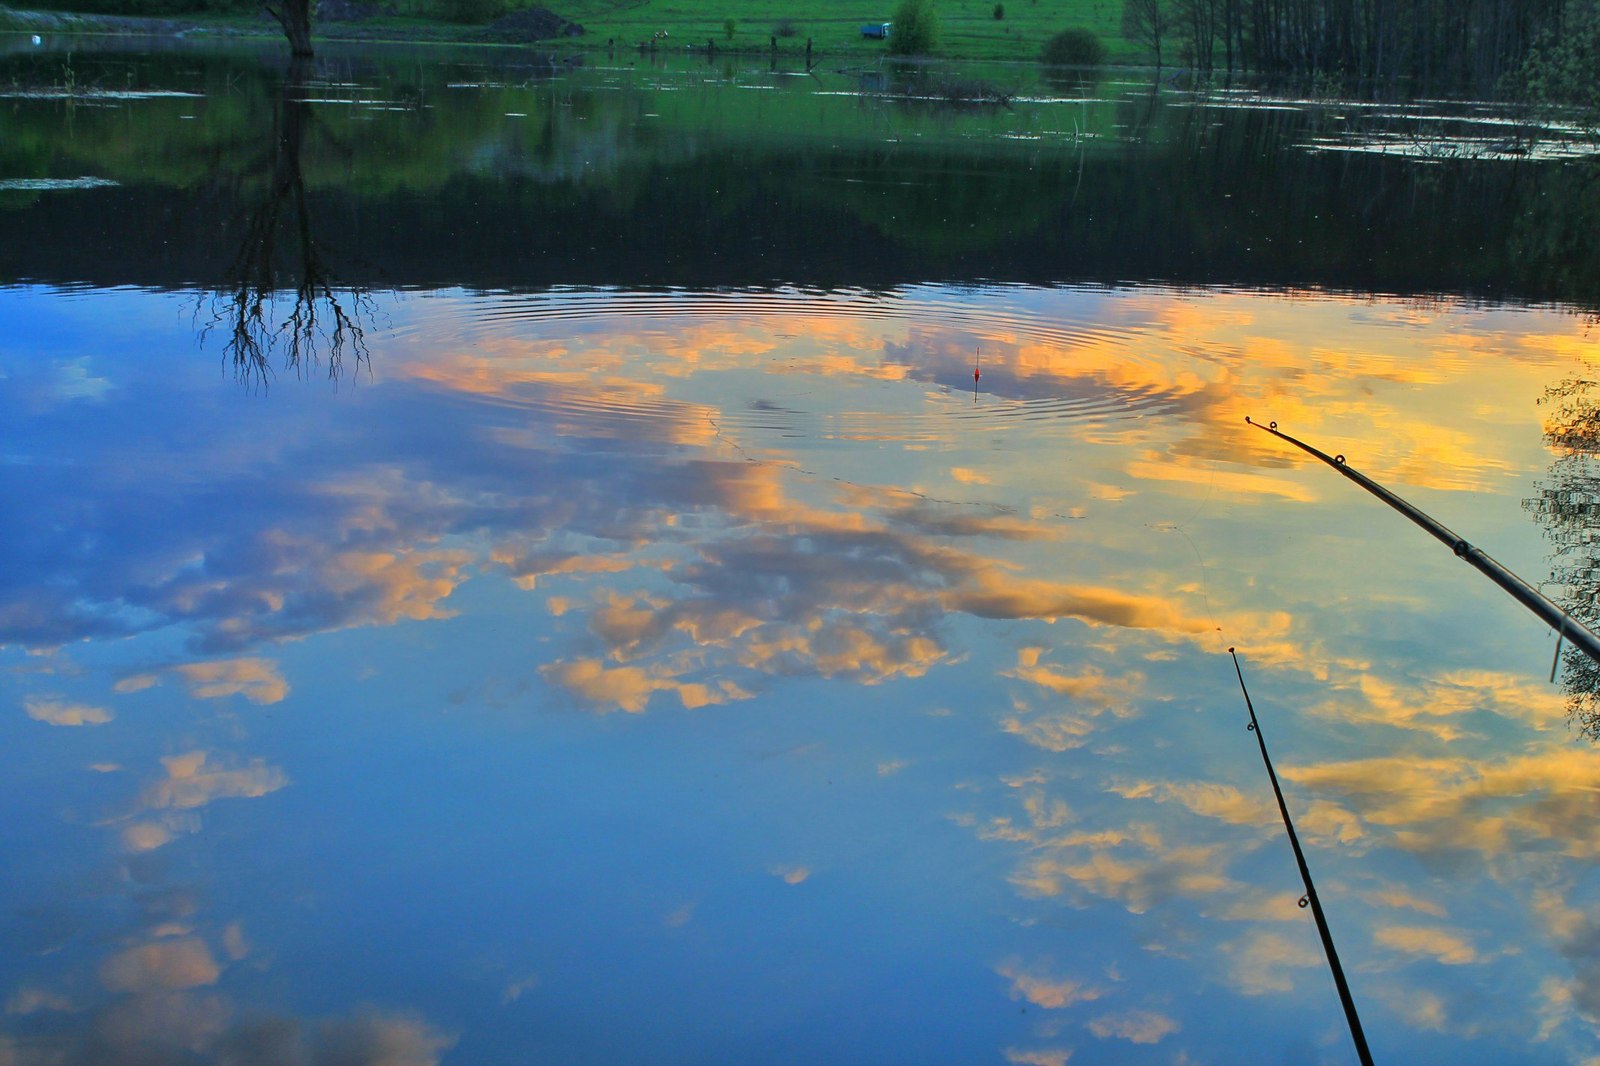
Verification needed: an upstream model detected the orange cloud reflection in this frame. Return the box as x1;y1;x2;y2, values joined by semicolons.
1281;748;1600;860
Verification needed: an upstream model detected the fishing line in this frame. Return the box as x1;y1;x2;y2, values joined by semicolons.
1160;520;1227;653
1148;453;1226;651
1229;647;1375;1066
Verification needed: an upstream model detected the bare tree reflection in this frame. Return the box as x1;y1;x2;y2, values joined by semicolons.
1526;374;1600;737
203;57;373;388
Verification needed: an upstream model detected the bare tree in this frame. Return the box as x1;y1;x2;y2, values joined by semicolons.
1174;0;1217;71
202;58;372;388
1122;0;1173;69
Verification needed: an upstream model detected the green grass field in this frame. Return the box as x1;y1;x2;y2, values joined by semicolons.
1;0;1144;65
555;0;1137;63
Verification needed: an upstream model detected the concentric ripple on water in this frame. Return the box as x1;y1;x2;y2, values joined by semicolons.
384;284;1196;447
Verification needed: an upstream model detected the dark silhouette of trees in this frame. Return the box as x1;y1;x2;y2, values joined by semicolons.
1122;0;1173;69
1131;0;1569;88
1526;375;1600;739
1518;0;1600;134
1177;0;1219;72
203;58;371;387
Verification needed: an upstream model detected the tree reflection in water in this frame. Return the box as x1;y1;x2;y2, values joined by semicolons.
1527;374;1600;737
202;57;373;387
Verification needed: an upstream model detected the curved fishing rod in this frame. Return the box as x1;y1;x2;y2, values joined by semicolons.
1230;648;1375;1066
1246;417;1600;670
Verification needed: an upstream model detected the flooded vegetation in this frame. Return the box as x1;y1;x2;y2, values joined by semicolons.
3;36;1600;1065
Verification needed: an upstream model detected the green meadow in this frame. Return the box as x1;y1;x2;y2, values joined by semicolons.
551;0;1135;63
1;0;1141;65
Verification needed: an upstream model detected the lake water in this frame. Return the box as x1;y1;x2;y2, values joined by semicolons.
4;36;1600;1065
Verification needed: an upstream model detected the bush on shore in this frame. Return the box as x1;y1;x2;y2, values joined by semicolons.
1040;26;1105;67
886;0;936;55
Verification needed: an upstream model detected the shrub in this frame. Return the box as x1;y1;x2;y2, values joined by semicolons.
923;75;1012;104
886;0;937;55
1041;26;1106;67
723;16;736;38
773;17;799;37
992;2;1003;17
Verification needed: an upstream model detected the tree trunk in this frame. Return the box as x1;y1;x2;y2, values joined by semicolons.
266;0;314;57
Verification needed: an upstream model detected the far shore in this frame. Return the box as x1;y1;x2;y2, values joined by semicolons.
0;1;1144;66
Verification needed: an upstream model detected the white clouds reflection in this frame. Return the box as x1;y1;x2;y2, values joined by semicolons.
115;658;291;705
99;937;222;993
0;737;449;1066
994;958;1105;1009
1280;748;1600;861
1086;1008;1180;1044
140;751;288;814
5;282;1600;1064
1002;1049;1072;1066
24;695;114;726
0;998;453;1066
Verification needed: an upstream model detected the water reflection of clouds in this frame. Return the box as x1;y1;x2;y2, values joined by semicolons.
114;657;292;705
23;695;114;726
16;287;1556;704
518;487;1257;713
1307;668;1566;739
9;282;1600;1062
0;743;453;1065
2;996;454;1066
958;721;1600;1048
0;706;457;1064
562;290;1567;496
0;466;473;654
1282;748;1600;862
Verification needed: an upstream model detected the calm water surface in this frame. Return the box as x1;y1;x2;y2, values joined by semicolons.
3;38;1600;1065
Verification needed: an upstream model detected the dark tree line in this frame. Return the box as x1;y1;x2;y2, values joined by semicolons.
1124;0;1579;89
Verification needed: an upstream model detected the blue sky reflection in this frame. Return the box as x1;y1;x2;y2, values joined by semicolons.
3;282;1599;1063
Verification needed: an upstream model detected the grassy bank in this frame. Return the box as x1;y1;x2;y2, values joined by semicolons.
2;0;1141;65
556;0;1132;64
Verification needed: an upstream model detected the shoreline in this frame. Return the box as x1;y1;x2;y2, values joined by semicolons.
0;3;1137;67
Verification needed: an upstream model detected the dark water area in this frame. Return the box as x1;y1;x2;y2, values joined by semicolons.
1;40;1597;302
